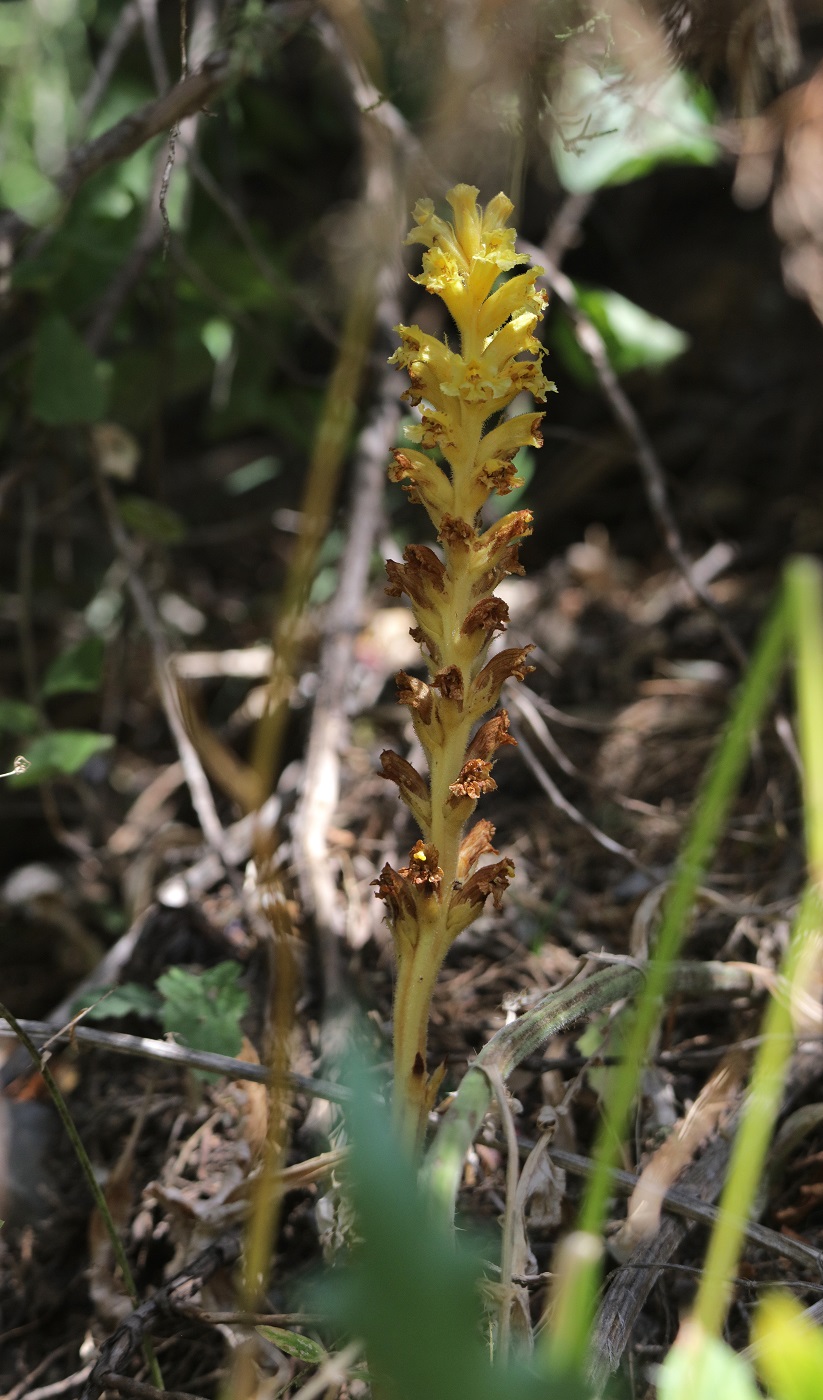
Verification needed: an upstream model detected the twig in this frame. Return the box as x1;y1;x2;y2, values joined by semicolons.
510;710;652;874
86;0;216;352
521;237;748;671
0;1000;163;1389
423;960;768;1228
58;53;225;218
289;1342;363;1400
0;49;229;254
137;0;171;93
85;147;169;353
81;1234;242;1400
178;1310;320;1325
543;191;594;269
550;1144;823;1277
92;465;229;864
0;1016;357;1103
590;1036;823;1378
78;1;141;129
25;1366;94;1400
100;1378;204;1400
292;280;402;992
486;1066;520;1362
3;1342;77;1400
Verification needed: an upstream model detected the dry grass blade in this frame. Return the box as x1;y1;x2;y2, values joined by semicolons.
610;1049;749;1260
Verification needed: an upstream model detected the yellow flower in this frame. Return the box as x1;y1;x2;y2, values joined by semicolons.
380;185;551;1146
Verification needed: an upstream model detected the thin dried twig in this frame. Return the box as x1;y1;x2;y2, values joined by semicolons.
0;1016;356;1104
0;51;230;251
486;1066;521;1362
293;286;402;993
288;1342;363;1400
99;1377;204;1400
86;0;216;352
588;1041;823;1378
78;1;141;128
81;1234;242;1400
423;961;769;1227
92;465;229;864
509;706;652;874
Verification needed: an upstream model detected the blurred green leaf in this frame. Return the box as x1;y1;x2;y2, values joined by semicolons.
256;1328;327;1365
0;4;27;52
156;962;248;1066
552;286;688;384
119;495;187;544
74;983;162;1021
41;637;105;697
32;316;109;424
552;68;718;194
754;1293;823;1400
319;1055;587;1400
223;455;281;495
11;729;114;786
657;1324;760;1400
0;700;39;735
0;160;59;225
202;317;235;363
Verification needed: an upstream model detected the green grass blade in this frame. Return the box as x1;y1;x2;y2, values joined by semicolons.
693;556;823;1332
543;591;789;1369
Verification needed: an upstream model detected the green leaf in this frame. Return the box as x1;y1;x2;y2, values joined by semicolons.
754;1293;823;1400
156;962;248;1067
582;288;688;372
73;983;162;1021
255;1328;327;1365
32;316;109;425
318;1054;587;1400
552;67;718;195
657;1322;761;1400
10;729;114;786
552;286;688;384
201;317;234;363
119;495;187;544
0;700;39;735
41;637;105;697
223;456;281;495
0;160;59;226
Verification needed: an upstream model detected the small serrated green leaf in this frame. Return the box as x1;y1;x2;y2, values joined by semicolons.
42;637;105;697
156;962;248;1069
255;1327;327;1365
119;495;187;544
73;983;162;1021
10;730;114;786
32;316;109;425
0;700;39;735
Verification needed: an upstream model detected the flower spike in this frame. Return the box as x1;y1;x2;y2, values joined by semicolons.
377;186;550;1147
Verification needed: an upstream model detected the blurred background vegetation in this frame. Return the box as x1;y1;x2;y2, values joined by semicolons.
4;0;821;859
3;2;823;1390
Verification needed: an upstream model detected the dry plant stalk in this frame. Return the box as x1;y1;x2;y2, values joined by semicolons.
375;185;552;1145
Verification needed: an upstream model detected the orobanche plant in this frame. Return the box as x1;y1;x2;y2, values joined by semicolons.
375;185;553;1145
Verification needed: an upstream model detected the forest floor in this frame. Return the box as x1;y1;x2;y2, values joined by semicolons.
1;150;823;1399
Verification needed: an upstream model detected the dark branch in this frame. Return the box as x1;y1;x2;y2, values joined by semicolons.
0;51;230;251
